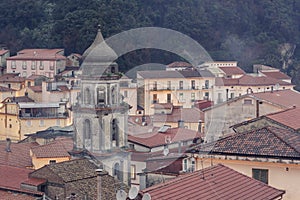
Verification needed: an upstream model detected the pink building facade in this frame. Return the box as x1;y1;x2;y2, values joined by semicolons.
6;49;67;78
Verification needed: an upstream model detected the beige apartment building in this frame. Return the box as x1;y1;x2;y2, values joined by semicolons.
137;68;215;115
0;96;71;141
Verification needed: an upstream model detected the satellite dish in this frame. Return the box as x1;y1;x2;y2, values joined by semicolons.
128;187;138;199
142;193;151;200
116;190;127;200
163;148;169;156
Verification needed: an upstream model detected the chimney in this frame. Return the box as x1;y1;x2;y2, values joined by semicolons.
178;120;185;128
96;168;108;200
5;138;11;152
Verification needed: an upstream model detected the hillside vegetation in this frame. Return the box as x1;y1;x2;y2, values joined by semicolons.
0;0;299;89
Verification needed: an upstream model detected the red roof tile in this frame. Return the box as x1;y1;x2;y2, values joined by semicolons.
216;75;292;86
194;100;214;110
0;73;25;83
0;86;16;92
251;89;300;108
266;107;300;130
7;49;66;61
0;141;39;168
153;103;173;109
219;66;245;75
0;50;9;56
31;138;73;158
141;164;285;200
128;127;201;148
261;71;291;80
0;165;33;189
28;85;42;92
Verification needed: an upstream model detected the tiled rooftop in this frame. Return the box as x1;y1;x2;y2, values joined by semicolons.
260;71;291;80
251;89;300;108
216;74;292;86
193;126;300;159
31;138;73;158
141;164;285;200
7;49;66;61
128;127;201;148
219;66;246;75
266;107;300;130
0;141;39;168
28;85;42;92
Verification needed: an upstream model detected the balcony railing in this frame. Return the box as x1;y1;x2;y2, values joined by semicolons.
19;113;68;119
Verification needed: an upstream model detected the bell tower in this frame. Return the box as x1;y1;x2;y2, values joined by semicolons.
73;28;130;185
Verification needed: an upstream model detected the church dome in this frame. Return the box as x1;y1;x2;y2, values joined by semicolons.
81;28;118;75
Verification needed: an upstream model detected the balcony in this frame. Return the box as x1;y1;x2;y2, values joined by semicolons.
19;112;68;119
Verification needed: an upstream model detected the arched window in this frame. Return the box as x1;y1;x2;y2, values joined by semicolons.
97;87;105;105
113;163;121;180
83;119;91;148
111;119;119;147
84;87;91;105
111;86;116;104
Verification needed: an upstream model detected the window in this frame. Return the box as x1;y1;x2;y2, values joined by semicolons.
153;81;157;90
39;120;44;126
22;61;27;69
244;99;253;105
113;163;121;180
131;165;136;180
49;61;54;70
179;93;184;101
204;92;209;100
22;72;27;77
167;81;171;90
252;168;268;184
11;61;16;69
230;93;234;99
49;160;56;164
56;119;60;126
111;119;119;146
8;84;11;89
39;61;44;70
26;120;31;127
153;94;158;104
183;159;188;172
9;124;12;128
84;88;92;105
205;80;209;89
31;61;36;70
179;81;183;89
191;93;195;102
167;93;171;103
191;80;195;89
124;90;128;98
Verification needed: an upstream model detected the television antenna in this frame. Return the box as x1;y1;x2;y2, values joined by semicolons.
128;187;138;199
142;193;152;200
116;190;127;200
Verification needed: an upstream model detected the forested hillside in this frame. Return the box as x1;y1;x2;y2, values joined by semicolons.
0;0;299;89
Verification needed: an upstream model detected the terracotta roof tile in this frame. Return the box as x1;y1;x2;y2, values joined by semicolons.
0;165;33;189
0;73;25;83
266;108;300;130
0;141;39;168
128;127;201;148
28;85;42;92
141;164;285;200
260;71;291;80
31;138;73;158
219;66;245;75
0;190;40;200
251;89;300;108
0;50;9;56
5;96;34;103
0;86;16;92
7;49;66;61
195;126;300;159
216;75;292;86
